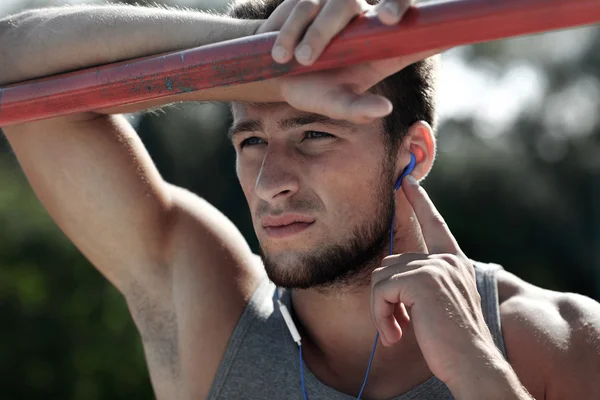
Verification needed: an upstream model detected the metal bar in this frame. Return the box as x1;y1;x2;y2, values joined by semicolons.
0;0;598;127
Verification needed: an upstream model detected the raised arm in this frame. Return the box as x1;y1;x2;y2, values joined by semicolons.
0;4;261;85
0;8;269;395
0;4;287;114
0;3;268;292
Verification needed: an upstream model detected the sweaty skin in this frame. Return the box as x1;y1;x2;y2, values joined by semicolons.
1;1;600;399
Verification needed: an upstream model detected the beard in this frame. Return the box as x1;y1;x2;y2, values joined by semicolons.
259;163;396;292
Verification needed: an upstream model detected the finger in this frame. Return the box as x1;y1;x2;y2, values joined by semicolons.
402;175;460;254
375;0;413;26
272;0;323;63
372;288;401;347
294;0;365;65
372;252;427;286
380;252;428;268
313;70;392;121
256;0;301;34
282;74;392;122
343;92;393;123
396;302;410;323
371;266;424;346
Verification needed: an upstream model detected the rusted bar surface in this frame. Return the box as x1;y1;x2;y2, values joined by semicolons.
0;0;599;127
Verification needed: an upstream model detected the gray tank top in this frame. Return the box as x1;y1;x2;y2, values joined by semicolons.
208;262;507;400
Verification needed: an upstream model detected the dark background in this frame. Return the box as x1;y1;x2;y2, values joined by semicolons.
1;0;599;398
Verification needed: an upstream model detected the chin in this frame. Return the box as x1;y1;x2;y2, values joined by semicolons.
258;220;391;291
260;250;312;288
260;248;305;271
258;244;376;291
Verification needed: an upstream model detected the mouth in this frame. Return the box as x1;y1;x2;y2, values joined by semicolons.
261;215;315;238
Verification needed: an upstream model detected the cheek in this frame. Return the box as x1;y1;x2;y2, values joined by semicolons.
236;157;260;203
309;157;384;221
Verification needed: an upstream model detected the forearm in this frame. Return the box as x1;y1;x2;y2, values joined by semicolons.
447;356;534;400
0;4;261;86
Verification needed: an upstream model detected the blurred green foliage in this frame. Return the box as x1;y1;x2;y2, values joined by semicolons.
0;0;599;398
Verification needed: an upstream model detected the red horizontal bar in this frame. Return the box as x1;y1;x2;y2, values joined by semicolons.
0;0;598;127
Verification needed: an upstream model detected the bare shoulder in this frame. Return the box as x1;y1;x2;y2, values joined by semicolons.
166;183;265;291
496;269;600;400
165;184;266;319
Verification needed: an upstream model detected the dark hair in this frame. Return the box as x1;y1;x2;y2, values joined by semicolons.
226;0;439;149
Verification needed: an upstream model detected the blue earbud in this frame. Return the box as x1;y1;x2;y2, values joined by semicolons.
393;152;417;191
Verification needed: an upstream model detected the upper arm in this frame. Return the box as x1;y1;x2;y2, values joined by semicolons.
2;113;263;295
3;113;265;396
3;113;173;294
498;271;600;400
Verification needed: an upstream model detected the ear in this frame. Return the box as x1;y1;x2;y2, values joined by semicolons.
394;121;436;181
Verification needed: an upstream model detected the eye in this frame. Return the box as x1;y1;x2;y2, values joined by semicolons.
239;136;266;148
304;131;334;140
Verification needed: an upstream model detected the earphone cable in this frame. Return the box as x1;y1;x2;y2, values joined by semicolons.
278;153;416;399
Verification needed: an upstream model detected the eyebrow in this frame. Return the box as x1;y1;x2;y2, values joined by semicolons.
227;119;263;141
228;113;355;141
279;114;355;131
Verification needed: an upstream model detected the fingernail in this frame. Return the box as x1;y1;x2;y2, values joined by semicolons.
272;45;288;62
295;44;312;63
384;2;400;17
405;175;418;186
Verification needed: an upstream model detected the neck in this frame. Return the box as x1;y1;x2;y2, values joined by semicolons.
288;217;432;399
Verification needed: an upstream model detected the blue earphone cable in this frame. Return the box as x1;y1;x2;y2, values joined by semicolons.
281;153;417;400
300;344;308;400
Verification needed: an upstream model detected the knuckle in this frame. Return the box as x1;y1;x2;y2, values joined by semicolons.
371;267;386;282
419;265;444;288
295;0;320;16
372;278;386;294
340;0;359;10
438;253;460;266
302;24;326;45
396;0;412;10
420;265;438;278
276;27;297;46
278;21;302;38
430;212;448;229
373;266;386;275
323;88;355;119
387;252;426;265
381;254;400;267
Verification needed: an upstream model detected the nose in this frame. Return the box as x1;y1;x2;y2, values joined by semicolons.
254;147;300;202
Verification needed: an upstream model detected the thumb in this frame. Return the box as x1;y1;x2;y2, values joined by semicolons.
281;72;392;123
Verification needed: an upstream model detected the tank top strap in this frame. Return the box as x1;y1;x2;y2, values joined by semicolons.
473;261;508;359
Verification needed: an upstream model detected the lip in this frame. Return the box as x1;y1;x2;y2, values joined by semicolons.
261;214;315;238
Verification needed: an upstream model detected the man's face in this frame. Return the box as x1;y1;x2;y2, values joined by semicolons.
231;102;396;290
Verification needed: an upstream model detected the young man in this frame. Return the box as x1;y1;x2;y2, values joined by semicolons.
1;0;599;399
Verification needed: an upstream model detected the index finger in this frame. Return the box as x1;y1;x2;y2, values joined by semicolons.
402;174;460;254
375;0;414;26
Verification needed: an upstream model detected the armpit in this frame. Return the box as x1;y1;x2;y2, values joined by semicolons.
126;280;181;381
